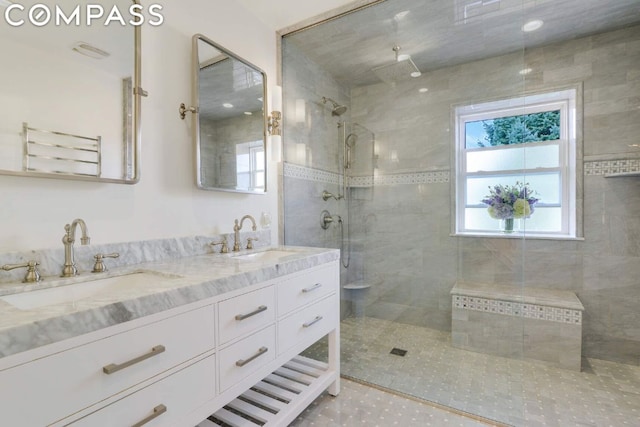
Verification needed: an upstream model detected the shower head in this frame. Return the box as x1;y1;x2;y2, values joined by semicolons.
372;45;422;84
322;96;348;116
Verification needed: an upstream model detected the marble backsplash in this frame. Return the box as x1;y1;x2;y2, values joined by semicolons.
0;230;271;286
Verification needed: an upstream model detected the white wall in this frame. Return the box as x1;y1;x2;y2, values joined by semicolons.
0;0;279;252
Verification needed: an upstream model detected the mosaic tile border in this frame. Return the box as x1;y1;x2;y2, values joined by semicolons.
584;158;640;176
351;171;450;187
284;162;449;187
283;162;341;185
452;295;582;325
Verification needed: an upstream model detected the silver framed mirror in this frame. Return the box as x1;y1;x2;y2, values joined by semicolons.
192;34;267;194
0;0;142;184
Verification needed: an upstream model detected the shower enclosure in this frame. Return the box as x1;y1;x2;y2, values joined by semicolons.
282;1;640;425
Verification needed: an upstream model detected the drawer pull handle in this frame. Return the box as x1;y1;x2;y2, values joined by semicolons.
302;283;322;293
236;346;268;367
235;305;267;321
131;404;167;427
303;316;323;328
103;345;165;375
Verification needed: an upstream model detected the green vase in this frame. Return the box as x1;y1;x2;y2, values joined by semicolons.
503;218;514;233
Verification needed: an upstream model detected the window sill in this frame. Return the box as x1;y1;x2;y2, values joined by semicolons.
451;232;584;241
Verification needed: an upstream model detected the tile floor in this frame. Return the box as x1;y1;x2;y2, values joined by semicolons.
289;378;497;427
302;317;640;427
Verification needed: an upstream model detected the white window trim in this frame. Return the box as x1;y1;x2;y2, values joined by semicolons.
454;89;577;238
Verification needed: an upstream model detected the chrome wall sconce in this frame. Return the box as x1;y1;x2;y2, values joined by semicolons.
268;111;282;136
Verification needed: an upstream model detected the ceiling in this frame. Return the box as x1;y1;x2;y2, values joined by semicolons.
236;0;358;31
281;0;640;87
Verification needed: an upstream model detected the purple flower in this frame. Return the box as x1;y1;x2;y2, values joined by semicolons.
482;182;539;220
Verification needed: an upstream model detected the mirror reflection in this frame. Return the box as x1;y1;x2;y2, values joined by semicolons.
0;0;140;183
194;34;267;193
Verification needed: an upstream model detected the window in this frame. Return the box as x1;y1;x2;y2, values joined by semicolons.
236;141;265;191
454;89;577;237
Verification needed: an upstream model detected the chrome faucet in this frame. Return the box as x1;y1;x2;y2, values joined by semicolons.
61;218;90;277
233;215;257;252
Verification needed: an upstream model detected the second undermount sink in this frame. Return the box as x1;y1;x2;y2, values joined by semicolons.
0;271;180;310
230;249;299;262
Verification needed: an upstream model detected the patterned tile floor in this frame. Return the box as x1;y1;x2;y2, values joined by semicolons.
301;317;640;427
289;378;497;427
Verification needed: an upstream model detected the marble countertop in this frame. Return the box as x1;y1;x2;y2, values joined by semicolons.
0;246;339;359
451;281;584;311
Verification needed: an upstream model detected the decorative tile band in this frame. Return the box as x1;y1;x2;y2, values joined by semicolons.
283;162;341;185
584;158;640;176
283;162;449;187
351;171;450;187
452;295;582;325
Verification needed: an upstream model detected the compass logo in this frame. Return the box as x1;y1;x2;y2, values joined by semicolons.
4;3;164;27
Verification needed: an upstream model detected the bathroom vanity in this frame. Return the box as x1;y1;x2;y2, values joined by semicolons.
0;246;340;426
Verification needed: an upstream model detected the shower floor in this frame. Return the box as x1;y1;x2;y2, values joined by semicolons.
302;316;640;427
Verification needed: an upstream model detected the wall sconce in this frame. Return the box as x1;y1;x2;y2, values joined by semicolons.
268;111;282;136
268;85;282;136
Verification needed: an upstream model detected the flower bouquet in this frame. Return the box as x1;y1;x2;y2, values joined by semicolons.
481;182;538;233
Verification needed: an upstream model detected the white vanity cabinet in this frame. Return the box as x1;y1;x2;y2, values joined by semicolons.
0;304;217;426
0;258;340;427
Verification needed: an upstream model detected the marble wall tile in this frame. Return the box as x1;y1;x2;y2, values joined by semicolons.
283;24;640;365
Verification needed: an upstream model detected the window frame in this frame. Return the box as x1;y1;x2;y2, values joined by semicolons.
454;89;577;238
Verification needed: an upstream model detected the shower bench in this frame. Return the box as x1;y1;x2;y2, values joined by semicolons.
450;282;584;371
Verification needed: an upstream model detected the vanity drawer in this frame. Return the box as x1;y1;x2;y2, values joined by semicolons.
0;306;215;427
277;263;338;315
69;354;216;426
218;285;275;344
278;295;338;355
218;325;276;392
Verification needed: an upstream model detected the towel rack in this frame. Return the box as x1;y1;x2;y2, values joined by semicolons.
22;122;101;177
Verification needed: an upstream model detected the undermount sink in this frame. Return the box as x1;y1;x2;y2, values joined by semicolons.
0;271;179;310
230;249;299;262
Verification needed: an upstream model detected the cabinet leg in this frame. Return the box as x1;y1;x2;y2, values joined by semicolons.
328;327;340;396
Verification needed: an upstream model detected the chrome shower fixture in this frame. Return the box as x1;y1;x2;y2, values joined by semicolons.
372;45;422;84
321;96;348;116
322;190;343;201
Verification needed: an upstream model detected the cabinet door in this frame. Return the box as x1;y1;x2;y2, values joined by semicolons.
277;264;338;316
69;354;216;427
218;325;276;392
218;285;275;344
278;295;338;355
0;306;215;426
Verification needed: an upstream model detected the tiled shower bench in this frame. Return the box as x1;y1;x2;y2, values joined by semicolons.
450;282;584;371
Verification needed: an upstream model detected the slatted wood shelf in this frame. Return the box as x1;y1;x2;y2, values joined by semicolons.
196;355;335;427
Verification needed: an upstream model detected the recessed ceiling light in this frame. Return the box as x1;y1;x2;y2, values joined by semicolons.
244;112;252;115
223;103;233;108
419;88;429;93
522;19;543;32
410;71;422;78
519;68;533;75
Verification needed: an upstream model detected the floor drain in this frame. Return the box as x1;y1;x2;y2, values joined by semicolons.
390;348;407;357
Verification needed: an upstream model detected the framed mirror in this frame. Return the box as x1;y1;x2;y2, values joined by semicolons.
0;0;141;184
192;34;267;193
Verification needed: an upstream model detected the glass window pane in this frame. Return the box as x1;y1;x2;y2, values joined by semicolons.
467;144;559;173
465;206;561;232
465;110;560;149
466;173;559;206
236;153;250;172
